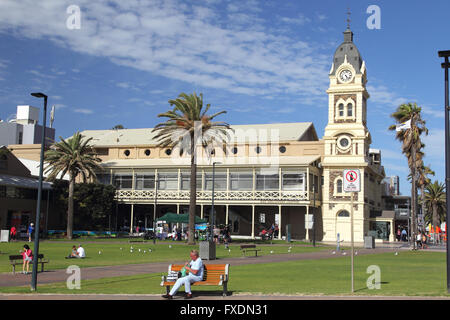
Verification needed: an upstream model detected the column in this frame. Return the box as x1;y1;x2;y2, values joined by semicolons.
306;205;310;241
389;220;395;242
278;205;282;240
251;205;255;239
177;204;180;214
201;204;204;219
226;205;229;226
130;203;134;234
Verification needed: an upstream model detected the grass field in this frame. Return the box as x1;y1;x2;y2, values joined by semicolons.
0;251;448;297
0;240;329;274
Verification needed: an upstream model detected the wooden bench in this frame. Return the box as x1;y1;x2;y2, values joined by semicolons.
240;244;261;257
160;264;230;297
9;254;49;275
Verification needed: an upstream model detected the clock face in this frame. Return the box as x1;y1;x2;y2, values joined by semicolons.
339;69;353;82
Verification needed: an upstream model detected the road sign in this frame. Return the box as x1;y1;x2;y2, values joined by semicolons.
343;169;361;192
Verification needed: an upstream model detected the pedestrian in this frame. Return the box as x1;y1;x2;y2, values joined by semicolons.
422;233;428;249
274;224;279;238
162;250;204;300
27;223;34;242
21;244;33;274
10;226;17;241
401;229;407;242
416;233;422;249
396;228;401;242
66;245;79;259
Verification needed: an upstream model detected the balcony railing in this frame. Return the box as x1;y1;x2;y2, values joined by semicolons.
116;189;310;202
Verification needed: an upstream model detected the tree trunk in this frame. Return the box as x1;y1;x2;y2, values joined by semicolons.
421;185;426;232
433;202;439;233
411;144;417;249
67;175;75;240
188;132;197;245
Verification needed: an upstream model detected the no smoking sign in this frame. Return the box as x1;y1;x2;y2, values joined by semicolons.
343;169;361;192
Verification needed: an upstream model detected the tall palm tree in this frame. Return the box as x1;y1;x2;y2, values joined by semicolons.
389;102;428;248
424;181;446;231
44;132;102;239
152;92;232;245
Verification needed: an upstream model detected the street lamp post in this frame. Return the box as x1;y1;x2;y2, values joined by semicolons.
210;162;221;242
30;92;48;291
153;178;159;245
438;50;450;293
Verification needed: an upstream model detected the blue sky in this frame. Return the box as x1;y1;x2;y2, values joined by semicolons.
0;0;448;195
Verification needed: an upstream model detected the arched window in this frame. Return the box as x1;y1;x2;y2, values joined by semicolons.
336;179;343;193
338;104;344;117
347;103;353;117
338;210;350;217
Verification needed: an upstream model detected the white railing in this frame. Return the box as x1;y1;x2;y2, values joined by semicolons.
116;189;309;202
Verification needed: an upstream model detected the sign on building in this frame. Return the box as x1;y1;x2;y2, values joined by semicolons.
343;169;361;192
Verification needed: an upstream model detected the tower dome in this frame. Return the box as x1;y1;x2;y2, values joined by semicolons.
330;28;363;75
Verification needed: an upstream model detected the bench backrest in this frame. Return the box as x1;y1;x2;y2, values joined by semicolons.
169;264;229;282
9;254;44;260
240;244;256;249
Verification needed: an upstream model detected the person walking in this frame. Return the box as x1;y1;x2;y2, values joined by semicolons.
10;226;17;241
27;223;34;242
21;244;33;274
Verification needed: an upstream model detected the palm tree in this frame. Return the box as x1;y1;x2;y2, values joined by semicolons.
417;161;434;228
44;132;102;239
389;102;428;248
424;181;446;232
152;92;232;245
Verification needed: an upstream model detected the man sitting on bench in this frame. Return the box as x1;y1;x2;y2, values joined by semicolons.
162;250;203;300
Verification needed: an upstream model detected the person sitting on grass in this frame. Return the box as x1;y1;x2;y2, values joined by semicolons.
77;244;86;258
21;244;33;274
162;249;204;300
66;245;79;259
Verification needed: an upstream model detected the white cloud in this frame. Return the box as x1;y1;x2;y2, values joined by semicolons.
0;0;330;99
73;108;94;114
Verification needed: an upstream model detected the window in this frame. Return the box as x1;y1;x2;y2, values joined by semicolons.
165;149;172;156
282;171;305;191
255;146;262;154
256;171;279;190
231;147;238;154
338;210;350;217
158;171;178;190
135;173;155;190
124;150;130;157
338;104;344;117
347;103;353;117
97;174;112;185
113;174;133;189
279;146;286;153
181;171;202;190
205;170;227;190
144;149;151;156
230;171;253;190
336;179;343;193
0;154;7;170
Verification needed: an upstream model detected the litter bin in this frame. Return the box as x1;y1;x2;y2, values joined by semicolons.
199;241;216;260
364;236;375;249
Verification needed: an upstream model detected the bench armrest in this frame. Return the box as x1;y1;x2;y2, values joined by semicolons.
160;275;167;286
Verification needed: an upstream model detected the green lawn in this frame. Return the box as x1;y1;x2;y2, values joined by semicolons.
1;251;448;297
0;240;328;274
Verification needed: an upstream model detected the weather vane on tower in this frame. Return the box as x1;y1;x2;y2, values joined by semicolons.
346;7;351;29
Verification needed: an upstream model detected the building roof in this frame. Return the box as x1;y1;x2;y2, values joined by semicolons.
330;28;363;75
0;173;52;190
18;158;70;180
80;122;318;147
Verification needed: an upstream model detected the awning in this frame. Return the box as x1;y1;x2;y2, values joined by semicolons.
0;174;52;190
157;212;207;224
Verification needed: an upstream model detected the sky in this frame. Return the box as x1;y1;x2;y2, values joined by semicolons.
0;0;448;196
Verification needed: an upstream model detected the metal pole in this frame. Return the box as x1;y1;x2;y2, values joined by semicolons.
31;94;47;291
210;162;216;242
351;191;354;294
439;51;450;292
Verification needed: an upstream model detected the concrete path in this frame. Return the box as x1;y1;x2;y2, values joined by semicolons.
0;248;394;287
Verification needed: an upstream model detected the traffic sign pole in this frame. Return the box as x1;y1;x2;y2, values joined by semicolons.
351;191;354;293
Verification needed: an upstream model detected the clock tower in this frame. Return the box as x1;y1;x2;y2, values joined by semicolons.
321;27;374;243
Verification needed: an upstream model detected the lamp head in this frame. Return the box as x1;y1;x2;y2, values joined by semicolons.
438;50;450;58
31;92;47;98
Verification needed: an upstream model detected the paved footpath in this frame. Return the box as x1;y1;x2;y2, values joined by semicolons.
0;247;394;288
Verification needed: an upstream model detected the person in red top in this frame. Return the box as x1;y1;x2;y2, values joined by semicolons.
21;244;33;274
10;226;17;241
